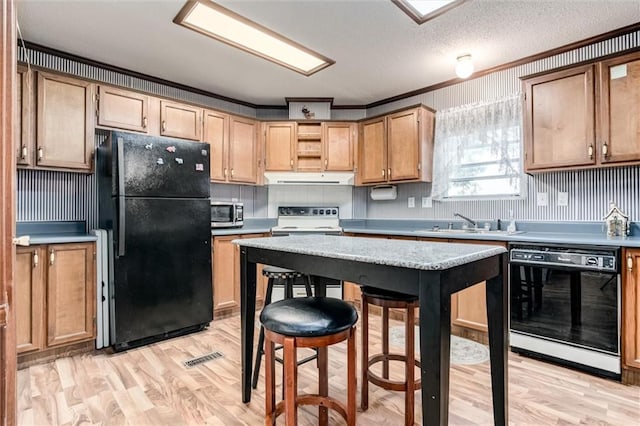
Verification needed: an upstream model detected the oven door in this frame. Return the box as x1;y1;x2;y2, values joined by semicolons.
509;244;621;376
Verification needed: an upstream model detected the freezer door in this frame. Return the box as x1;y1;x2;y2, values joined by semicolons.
114;131;210;198
111;197;212;347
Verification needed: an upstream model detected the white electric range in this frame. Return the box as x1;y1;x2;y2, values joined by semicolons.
269;206;343;301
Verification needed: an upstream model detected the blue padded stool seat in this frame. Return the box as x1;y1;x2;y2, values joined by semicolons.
260;297;358;337
361;286;418;303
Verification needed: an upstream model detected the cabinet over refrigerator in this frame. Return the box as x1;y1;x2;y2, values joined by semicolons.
97;131;213;351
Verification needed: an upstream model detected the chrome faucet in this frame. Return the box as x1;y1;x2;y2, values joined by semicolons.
453;212;476;229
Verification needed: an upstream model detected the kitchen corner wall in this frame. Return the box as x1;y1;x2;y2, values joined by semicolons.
15;30;640;228
362;29;640;223
210;183;268;218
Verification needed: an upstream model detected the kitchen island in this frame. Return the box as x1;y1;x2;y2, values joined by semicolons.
236;235;508;426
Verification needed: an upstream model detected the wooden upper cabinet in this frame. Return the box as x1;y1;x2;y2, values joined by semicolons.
97;86;149;133
16;66;33;167
524;64;596;171
264;122;295;171
524;53;640;172
387;108;421;181
358;106;434;185
46;243;95;347
359;117;387;184
15;247;44;354
36;71;94;171
160;100;202;141
599;51;640;165
204;110;229;182
323;122;355;171
229;116;259;183
623;248;640;371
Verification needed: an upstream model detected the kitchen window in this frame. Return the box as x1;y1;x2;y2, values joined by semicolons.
432;93;524;199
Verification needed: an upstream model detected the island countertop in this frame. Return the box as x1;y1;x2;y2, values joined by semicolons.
233;234;507;271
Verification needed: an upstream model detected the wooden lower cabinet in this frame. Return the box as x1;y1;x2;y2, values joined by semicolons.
212;234;268;317
623;248;640;377
448;239;506;334
15;243;96;356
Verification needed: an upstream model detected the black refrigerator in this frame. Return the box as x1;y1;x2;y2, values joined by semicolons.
97;131;212;351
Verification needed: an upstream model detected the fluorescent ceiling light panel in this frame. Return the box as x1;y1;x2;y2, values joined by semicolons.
392;0;468;24
174;1;334;76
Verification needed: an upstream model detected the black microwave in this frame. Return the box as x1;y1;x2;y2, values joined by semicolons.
211;202;243;228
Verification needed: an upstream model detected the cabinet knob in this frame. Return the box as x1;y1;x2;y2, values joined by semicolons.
161;120;166;132
37;147;43;161
224;168;228;177
21;145;27;159
588;144;593;159
290;159;294;168
387;168;391;179
602;142;609;158
627;254;633;272
142;117;147;129
33;250;39;268
324;159;328;168
49;248;55;266
230;169;234;177
382;169;385;177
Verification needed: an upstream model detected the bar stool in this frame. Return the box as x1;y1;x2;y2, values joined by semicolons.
261;296;358;425
252;266;315;390
361;286;421;426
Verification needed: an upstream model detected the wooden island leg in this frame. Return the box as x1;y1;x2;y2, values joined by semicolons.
419;271;451;426
240;248;257;403
485;253;509;426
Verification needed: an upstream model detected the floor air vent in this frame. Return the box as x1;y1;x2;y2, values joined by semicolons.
183;351;223;368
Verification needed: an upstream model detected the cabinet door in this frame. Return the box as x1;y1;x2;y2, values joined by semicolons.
599;52;640;165
213;236;240;312
323;122;354;171
524;65;596;171
387;108;420;181
359;117;387;184
15;247;44;354
264;122;295;171
229;116;258;183
97;86;149;133
160;100;202;141
449;239;506;332
36;72;94;170
16;67;33;166
624;249;640;370
204;110;229;182
46;243;95;347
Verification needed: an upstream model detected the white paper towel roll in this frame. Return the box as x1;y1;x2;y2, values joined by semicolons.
370;185;397;200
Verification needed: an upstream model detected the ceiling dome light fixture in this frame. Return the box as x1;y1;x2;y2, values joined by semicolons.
455;54;474;79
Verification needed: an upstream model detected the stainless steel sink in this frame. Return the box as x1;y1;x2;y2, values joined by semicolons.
415;228;523;235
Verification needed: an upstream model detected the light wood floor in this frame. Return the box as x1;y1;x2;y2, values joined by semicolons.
17;312;640;425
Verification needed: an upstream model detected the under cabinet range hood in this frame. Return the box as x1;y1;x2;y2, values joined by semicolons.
264;171;354;185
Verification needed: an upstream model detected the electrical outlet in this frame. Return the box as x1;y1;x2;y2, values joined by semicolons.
422;197;433;208
408;197;415;208
536;192;548;207
557;192;569;207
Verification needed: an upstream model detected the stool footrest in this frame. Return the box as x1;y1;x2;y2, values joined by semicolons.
271;394;349;423
367;353;422;391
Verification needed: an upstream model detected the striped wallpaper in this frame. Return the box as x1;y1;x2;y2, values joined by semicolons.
14;29;640;227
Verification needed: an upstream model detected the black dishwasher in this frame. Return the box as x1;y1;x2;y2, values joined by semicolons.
509;243;621;379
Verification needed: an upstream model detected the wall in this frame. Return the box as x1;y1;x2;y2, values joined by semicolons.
363;30;640;222
15;30;640;227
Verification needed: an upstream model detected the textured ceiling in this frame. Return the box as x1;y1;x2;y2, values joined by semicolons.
16;0;640;106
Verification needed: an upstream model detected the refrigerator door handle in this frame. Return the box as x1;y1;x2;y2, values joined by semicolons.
117;139;126;257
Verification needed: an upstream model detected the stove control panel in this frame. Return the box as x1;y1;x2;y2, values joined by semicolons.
278;206;339;218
